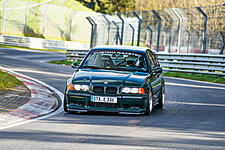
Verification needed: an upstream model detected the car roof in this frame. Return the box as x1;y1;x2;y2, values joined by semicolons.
92;45;148;53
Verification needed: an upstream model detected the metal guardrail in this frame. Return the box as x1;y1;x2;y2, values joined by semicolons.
0;34;89;50
66;49;225;76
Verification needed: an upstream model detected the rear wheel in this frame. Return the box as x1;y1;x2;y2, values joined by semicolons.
145;90;153;115
156;86;165;109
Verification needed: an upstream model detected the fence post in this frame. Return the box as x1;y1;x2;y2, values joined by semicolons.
7;8;10;24
129;24;135;46
132;12;141;46
186;29;190;54
59;4;63;37
86;17;97;48
147;26;153;49
24;3;30;34
196;7;207;54
152;10;161;52
43;4;49;35
172;8;183;53
112;21;120;45
220;32;225;54
33;7;36;18
1;0;7;33
116;13;124;45
102;15;111;45
165;27;171;53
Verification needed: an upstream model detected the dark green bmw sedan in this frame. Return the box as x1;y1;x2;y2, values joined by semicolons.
64;45;165;115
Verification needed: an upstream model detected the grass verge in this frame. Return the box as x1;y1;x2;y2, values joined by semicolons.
47;59;81;65
164;72;225;84
46;60;225;84
0;71;23;91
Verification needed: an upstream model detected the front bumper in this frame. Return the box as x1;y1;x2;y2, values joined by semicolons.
66;91;148;114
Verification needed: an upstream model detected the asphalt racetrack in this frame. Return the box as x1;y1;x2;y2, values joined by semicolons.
0;48;225;150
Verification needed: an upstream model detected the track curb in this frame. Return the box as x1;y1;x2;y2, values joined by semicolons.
0;67;62;128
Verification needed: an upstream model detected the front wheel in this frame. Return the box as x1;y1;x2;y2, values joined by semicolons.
145;90;153;115
63;89;68;112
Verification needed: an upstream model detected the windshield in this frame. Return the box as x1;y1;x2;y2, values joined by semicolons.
80;50;148;72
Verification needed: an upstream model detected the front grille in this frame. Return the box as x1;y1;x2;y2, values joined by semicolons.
90;102;119;108
93;86;118;94
106;87;117;94
93;86;104;93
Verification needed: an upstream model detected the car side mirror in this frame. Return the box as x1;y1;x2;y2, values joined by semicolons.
71;62;78;68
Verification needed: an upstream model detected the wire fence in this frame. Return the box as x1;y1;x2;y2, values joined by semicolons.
0;1;224;54
0;0;95;43
87;4;225;54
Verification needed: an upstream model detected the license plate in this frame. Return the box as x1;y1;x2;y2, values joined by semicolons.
91;96;117;103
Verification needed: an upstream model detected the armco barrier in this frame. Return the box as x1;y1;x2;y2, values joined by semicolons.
0;34;89;50
66;49;225;76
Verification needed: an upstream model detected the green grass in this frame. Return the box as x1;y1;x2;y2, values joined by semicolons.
163;72;225;84
47;59;81;65
0;71;23;91
0;45;66;53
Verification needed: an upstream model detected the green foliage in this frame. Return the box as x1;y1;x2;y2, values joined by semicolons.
76;0;135;13
163;72;225;84
0;71;23;91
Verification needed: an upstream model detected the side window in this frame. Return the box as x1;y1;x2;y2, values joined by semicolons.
152;53;160;67
146;50;155;69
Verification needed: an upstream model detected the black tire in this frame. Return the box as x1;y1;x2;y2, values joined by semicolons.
64;89;68;112
155;86;165;109
145;90;153;115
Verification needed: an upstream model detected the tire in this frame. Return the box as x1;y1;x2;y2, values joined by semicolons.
155;86;165;109
63;89;68;112
145;90;153;115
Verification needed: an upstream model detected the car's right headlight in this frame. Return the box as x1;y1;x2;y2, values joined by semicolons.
69;84;90;91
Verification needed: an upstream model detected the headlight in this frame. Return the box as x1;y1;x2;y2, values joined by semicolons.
69;84;90;91
122;87;131;93
74;84;81;90
81;85;89;91
122;87;145;94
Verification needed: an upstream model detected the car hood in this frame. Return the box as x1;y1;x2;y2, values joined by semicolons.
72;69;148;87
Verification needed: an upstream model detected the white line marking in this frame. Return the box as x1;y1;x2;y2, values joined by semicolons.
166;82;225;90
165;76;225;87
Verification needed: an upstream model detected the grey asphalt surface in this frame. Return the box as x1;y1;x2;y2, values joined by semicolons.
0;47;225;150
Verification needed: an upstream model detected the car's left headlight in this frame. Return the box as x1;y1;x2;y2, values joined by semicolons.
122;87;145;94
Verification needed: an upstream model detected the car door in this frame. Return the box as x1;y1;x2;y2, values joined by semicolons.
146;50;163;98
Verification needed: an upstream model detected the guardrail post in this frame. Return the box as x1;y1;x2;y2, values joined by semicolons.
86;17;97;48
24;3;30;34
116;13;124;45
186;29;190;53
172;8;183;53
129;24;135;46
102;15;111;45
220;32;225;54
132;12;142;46
1;0;7;33
147;26;153;49
152;10;161;52
112;21;120;45
196;7;207;54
